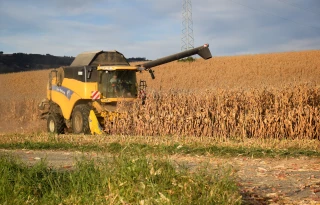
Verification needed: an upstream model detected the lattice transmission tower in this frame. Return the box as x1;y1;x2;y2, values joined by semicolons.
181;0;194;51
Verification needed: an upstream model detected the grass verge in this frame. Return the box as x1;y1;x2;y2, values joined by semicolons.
0;154;241;205
0;133;319;158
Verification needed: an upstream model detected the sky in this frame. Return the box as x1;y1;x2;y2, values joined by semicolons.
0;0;319;59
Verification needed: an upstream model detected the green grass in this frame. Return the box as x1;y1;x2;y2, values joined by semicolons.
1;140;320;158
0;155;241;205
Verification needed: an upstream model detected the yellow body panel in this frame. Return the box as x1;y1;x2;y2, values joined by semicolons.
97;65;138;71
48;77;136;120
63;78;98;99
48;78;97;120
100;97;136;103
50;90;80;120
89;110;103;134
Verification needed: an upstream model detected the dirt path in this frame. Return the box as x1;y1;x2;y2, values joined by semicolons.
1;149;320;204
170;155;320;204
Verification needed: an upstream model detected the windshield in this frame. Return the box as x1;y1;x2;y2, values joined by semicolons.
99;70;137;98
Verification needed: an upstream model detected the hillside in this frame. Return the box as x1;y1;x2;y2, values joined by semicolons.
0;50;319;99
137;50;320;91
0;50;319;134
0;53;74;74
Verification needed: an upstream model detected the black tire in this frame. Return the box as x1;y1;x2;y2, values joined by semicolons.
47;113;65;134
72;104;91;134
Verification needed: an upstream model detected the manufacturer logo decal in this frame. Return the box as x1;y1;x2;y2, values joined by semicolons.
52;85;74;100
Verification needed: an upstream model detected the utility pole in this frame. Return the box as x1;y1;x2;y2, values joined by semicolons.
181;0;194;51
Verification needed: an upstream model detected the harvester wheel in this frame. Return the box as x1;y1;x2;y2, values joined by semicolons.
47;113;65;134
72;104;91;134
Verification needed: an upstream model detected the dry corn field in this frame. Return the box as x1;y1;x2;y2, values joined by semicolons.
0;50;320;139
109;85;320;139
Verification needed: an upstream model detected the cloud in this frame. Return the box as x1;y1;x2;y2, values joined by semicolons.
274;37;320;52
0;0;319;59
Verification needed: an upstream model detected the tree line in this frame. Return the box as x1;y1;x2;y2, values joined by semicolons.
0;52;148;74
0;52;74;74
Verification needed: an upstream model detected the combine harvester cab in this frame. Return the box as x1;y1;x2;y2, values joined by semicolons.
39;44;212;135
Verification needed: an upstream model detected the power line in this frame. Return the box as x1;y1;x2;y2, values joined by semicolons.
277;0;320;16
229;0;320;35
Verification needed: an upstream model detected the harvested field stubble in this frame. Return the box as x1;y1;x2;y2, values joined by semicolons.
0;70;48;133
107;84;320;140
0;98;45;133
0;98;40;122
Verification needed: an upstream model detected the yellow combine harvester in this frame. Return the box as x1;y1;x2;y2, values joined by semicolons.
39;44;212;134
